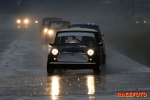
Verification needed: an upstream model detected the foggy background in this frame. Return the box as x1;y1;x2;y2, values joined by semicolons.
0;0;150;67
1;0;150;25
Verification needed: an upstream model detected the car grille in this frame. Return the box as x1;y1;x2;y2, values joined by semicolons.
57;52;88;62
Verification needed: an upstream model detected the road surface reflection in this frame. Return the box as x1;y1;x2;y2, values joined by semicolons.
51;76;60;100
47;74;103;100
87;75;95;94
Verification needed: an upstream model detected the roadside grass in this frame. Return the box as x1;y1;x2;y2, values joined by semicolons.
105;26;150;67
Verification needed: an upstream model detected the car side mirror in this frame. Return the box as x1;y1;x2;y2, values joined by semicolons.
98;42;103;46
101;34;104;36
49;42;54;45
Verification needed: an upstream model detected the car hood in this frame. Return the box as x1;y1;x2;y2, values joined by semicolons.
51;44;96;53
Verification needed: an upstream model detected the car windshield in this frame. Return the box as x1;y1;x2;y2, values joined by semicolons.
49;22;69;28
43;20;50;24
55;32;96;44
43;19;61;24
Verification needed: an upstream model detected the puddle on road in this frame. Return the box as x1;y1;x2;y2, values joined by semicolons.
0;72;105;98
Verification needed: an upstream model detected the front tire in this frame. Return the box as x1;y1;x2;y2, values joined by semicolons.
93;57;101;74
93;65;101;74
47;65;54;75
47;60;54;75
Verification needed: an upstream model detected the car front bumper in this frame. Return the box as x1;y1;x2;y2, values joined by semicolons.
48;62;97;69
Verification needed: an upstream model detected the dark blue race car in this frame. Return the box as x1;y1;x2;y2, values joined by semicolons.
68;23;106;65
68;23;100;32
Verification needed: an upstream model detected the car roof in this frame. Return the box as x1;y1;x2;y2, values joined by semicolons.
43;17;62;20
58;28;98;33
49;20;70;23
69;23;99;27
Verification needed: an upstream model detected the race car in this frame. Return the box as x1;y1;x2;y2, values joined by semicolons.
16;18;30;28
16;16;39;29
40;17;63;34
45;20;71;43
47;28;103;75
68;23;106;65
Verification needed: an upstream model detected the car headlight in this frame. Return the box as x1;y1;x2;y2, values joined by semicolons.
136;21;139;24
48;30;54;35
24;19;29;24
52;49;58;55
87;49;94;56
144;20;146;24
35;20;38;23
44;28;48;33
16;19;21;24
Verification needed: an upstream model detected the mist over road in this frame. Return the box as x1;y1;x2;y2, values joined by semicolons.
0;0;150;99
0;23;150;100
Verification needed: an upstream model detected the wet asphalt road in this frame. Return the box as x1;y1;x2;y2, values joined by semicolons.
0;26;150;100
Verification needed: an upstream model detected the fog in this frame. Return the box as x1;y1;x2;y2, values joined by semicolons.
1;0;150;27
0;0;150;67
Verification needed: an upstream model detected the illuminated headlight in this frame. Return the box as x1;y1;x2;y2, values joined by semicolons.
44;28;48;33
87;49;94;56
48;30;54;35
16;19;21;24
144;21;146;24
52;49;58;55
136;21;139;24
35;20;38;23
24;19;29;24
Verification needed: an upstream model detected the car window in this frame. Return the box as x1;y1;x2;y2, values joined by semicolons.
49;22;66;28
69;26;81;28
55;32;96;44
51;23;62;28
87;26;98;31
43;20;49;24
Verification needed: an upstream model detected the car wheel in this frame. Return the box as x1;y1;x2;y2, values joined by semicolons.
47;64;54;75
93;65;101;74
47;60;54;75
93;57;101;74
